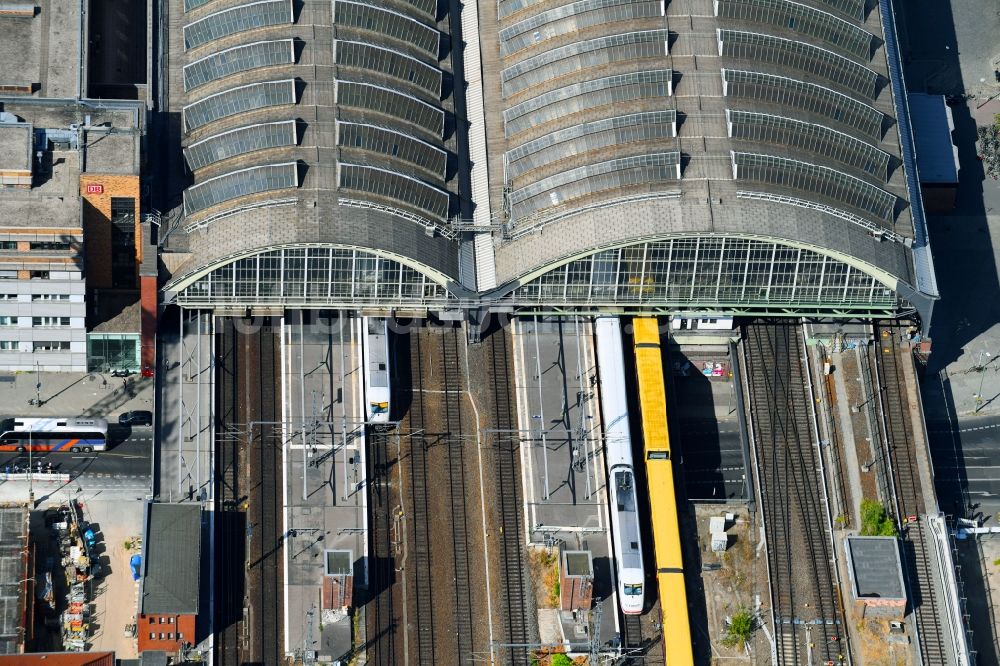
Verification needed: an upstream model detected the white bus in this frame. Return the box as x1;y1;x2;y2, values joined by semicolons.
0;417;109;453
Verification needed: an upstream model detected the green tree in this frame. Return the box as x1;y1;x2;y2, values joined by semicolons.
550;654;573;666
859;498;898;537
723;608;754;648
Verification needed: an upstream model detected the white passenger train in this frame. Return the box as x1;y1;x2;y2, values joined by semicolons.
361;317;391;424
594;317;645;615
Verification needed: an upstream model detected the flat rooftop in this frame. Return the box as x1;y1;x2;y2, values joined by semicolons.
90;294;140;333
0;506;28;654
0;1;82;99
140;503;201;616
0;121;30;171
0;99;142;228
0;147;81;228
846;536;905;600
909;92;960;184
85;130;140;174
0;653;116;666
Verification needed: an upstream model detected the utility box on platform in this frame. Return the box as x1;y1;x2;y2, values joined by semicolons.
560;550;593;612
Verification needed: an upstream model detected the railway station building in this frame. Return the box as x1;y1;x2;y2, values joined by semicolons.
157;0;938;331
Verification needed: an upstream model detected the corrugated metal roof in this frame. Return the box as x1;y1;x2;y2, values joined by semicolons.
141;503;202;615
908;92;959;184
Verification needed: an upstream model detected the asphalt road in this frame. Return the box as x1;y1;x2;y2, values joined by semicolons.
928;414;1000;518
0;424;153;480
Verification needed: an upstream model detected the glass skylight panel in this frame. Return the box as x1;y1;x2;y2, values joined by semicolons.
506;111;676;178
339;163;449;219
500;0;661;57
333;0;439;57
722;69;883;138
501;30;669;96
183;80;296;132
732;151;895;219
503;70;672;136
184;163;299;215
336;81;444;136
334;41;442;98
184;1;293;50
715;0;873;59
726;110;890;179
184;120;297;170
718;30;878;97
183;40;295;91
509;152;680;217
337;121;447;177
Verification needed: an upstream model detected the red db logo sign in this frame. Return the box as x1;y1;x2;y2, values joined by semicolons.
86;184;104;194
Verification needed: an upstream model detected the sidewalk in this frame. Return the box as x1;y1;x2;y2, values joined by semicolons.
0;371;154;420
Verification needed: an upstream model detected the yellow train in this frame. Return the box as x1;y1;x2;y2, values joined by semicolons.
632;317;694;665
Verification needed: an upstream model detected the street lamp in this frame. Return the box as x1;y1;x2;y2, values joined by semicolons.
975;350;992;412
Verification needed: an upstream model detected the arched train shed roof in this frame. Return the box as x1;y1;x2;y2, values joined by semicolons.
168;0;462;282
478;0;936;316
164;0;937;326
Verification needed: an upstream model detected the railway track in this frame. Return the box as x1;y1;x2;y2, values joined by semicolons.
250;323;282;665
405;326;438;665
214;319;283;665
872;323;947;663
214;318;242;666
745;324;843;666
441;329;475;661
487;325;531;665
367;429;397;666
621;614;643;651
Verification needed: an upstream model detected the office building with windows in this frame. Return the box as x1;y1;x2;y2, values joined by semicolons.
0;3;147;372
0;101;144;371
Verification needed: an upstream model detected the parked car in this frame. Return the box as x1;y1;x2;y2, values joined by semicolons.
118;410;153;426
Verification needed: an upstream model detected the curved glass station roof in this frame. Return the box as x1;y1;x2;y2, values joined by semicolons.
163;0;938;327
475;0;934;320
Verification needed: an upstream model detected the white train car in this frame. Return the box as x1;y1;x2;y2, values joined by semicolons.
595;317;645;615
361;317;391;424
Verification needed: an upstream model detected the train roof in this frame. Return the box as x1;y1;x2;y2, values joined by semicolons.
610;468;643;571
595;318;632;469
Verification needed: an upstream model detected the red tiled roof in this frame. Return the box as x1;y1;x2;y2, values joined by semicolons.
0;653;115;666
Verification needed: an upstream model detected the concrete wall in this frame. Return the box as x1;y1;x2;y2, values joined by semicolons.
140;273;156;371
853;597;906;620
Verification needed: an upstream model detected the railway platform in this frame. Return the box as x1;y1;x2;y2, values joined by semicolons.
807;322;968;666
511;316;621;653
742;321;971;665
158;308;214;505
280;311;368;661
